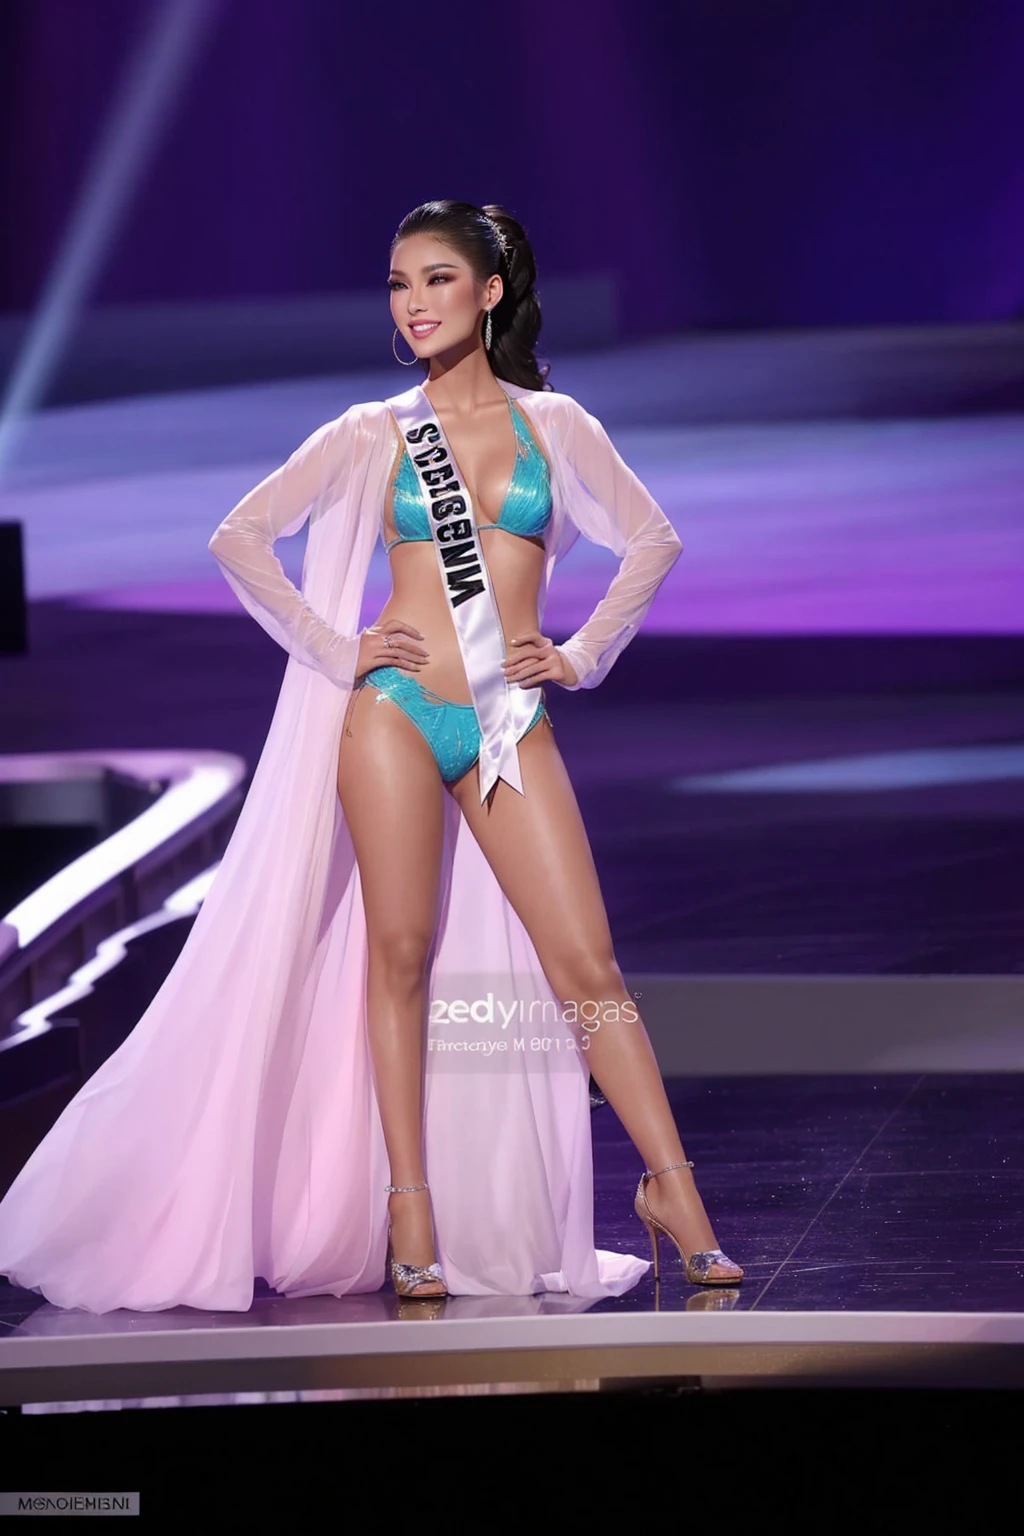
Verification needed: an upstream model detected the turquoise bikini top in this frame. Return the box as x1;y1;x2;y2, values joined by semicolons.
385;396;551;553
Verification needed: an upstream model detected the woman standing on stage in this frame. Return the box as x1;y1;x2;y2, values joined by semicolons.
332;201;742;1297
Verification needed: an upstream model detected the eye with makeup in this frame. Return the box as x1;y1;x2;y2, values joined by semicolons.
387;274;453;291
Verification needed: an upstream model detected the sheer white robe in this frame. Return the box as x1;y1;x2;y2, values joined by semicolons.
0;380;681;1312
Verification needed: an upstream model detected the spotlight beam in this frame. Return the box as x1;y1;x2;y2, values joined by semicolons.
0;0;222;479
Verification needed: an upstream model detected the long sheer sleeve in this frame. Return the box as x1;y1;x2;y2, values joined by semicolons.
553;399;682;689
207;412;361;687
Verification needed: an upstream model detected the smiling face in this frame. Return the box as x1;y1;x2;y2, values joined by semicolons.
389;232;502;364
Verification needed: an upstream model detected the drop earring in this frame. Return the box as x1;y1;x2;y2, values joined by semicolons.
484;310;493;351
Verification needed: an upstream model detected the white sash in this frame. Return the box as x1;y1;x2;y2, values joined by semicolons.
386;383;542;802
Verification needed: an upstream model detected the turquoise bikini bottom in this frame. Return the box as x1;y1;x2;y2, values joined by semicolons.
359;665;547;785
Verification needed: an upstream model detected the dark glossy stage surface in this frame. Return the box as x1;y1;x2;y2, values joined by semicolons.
1;1071;1020;1335
592;1072;1023;1314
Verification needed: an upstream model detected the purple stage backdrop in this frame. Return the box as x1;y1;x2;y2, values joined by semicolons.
1;0;1023;334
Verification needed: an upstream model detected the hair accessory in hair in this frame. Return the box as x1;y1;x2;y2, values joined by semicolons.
486;214;510;263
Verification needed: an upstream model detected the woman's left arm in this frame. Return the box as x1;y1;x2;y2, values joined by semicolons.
503;398;682;691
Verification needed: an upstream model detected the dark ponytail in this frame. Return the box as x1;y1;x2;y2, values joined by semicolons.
390;200;551;391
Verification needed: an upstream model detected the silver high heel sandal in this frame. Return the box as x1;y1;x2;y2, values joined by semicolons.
385;1182;448;1299
634;1160;744;1286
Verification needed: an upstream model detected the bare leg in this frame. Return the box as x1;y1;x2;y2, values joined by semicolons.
337;684;447;1294
450;715;741;1279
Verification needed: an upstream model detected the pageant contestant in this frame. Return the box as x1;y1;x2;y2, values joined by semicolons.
0;202;741;1311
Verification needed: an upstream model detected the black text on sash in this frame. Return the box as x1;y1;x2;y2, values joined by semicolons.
406;423;485;609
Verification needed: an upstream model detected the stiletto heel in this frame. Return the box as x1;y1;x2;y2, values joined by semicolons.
634;1161;743;1287
639;1207;661;1281
385;1182;448;1299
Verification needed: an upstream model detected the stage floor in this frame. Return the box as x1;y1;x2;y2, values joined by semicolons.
2;1072;1021;1404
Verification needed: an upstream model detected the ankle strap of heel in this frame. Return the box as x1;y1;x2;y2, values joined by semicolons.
645;1160;694;1178
385;1182;429;1193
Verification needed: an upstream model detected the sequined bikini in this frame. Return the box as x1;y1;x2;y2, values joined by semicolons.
362;396;552;784
384;395;552;553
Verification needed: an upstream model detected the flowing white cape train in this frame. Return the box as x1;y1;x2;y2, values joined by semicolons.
0;379;682;1312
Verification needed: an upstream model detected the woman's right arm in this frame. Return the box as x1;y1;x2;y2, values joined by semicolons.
207;413;363;685
208;409;428;686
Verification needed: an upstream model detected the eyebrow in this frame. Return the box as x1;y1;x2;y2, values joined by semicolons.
388;262;460;276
